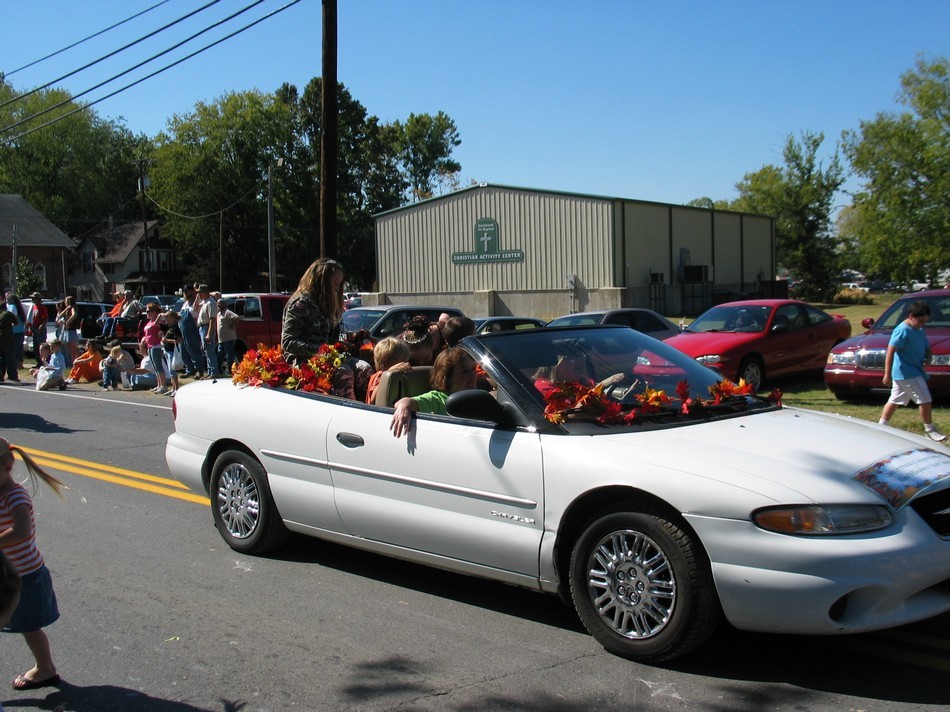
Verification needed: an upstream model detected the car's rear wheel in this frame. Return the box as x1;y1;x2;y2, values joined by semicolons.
569;504;720;662
210;449;289;554
737;356;764;391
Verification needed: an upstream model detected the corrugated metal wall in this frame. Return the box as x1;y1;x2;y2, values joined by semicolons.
374;185;775;317
377;186;614;293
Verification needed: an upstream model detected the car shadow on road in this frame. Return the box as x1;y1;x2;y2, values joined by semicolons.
274;535;950;707
274;534;585;635
669;621;950;706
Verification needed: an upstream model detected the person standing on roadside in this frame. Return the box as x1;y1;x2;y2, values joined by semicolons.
0;308;17;383
26;294;48;368
142;303;170;395
879;300;946;442
5;295;26;370
161;311;182;396
56;297;80;366
216;298;240;375
195;284;219;378
177;284;203;379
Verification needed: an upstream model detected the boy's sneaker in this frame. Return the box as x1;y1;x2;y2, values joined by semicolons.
926;428;947;443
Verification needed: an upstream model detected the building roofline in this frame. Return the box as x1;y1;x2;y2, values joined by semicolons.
373;183;774;220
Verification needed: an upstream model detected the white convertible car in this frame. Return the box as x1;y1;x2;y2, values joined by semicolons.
166;326;950;662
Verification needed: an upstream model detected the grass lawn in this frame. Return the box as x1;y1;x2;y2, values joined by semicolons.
671;293;949;439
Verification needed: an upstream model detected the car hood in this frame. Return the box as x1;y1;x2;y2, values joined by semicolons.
585;406;949;513
664;330;760;356
831;327;950;353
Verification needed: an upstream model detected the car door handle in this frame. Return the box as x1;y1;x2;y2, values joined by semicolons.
336;432;364;448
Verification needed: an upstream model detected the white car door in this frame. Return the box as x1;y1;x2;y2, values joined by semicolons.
326;405;545;577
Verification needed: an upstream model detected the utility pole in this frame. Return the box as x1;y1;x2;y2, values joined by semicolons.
319;0;338;259
136;158;151;293
267;158;284;291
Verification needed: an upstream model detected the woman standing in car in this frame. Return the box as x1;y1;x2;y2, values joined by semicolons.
281;258;345;367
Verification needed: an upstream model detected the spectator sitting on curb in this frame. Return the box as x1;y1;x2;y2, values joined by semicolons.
30;341;66;391
107;340;136;389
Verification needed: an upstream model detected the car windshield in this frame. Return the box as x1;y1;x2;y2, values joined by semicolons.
688;305;771;333
476;326;773;429
342;309;386;332
547;314;604;327
874;295;950;329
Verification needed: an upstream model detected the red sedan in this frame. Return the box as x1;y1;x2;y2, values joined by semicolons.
665;299;852;390
824;290;950;399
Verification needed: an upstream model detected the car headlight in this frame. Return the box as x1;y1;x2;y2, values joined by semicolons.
752;505;892;535
930;354;950;366
827;351;856;365
695;355;721;366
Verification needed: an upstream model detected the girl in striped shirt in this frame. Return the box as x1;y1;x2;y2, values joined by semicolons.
0;437;64;691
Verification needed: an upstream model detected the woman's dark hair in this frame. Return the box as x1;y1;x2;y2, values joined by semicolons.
442;316;475;347
7;294;26;323
295;258;344;324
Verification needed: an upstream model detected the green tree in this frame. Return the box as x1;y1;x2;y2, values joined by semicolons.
731;132;845;299
842;56;950;285
14;255;43;295
394;112;461;201
0;78;148;236
149;90;296;290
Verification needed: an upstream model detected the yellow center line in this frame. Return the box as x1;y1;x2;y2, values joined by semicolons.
18;446;209;506
19;445;187;489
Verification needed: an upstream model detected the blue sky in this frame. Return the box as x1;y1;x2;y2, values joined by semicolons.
3;1;948;205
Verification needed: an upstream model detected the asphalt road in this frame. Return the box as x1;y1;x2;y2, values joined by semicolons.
1;381;949;712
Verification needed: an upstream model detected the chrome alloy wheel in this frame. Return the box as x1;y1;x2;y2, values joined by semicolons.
586;529;676;639
215;462;261;539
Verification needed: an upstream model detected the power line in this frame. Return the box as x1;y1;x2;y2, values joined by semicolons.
1;0;269;136
0;0;303;146
0;0;224;110
145;183;261;220
3;0;173;77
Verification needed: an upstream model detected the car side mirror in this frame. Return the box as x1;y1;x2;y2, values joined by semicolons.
770;322;788;334
861;317;874;329
446;389;513;426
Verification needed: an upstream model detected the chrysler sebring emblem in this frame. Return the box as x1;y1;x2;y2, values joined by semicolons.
491;510;536;525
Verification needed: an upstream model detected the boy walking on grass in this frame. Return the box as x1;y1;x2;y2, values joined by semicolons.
879;301;946;442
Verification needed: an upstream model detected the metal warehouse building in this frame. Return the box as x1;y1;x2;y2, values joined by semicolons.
373;183;778;320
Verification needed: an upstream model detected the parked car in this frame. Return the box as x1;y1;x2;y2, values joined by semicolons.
166;324;950;663
546;308;680;341
664;299;852;391
341;305;464;341
824;289;950;399
22;300;112;354
220;293;290;359
473;316;547;334
139;294;180;308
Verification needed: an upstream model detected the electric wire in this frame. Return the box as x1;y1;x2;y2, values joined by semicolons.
0;0;223;109
145;183;261;220
0;0;302;146
4;0;172;77
1;0;268;136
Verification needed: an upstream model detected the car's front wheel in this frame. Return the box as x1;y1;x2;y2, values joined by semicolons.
569;504;720;662
210;449;289;554
737;356;764;391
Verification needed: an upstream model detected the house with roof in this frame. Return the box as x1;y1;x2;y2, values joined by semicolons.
0;194;77;299
72;219;180;302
